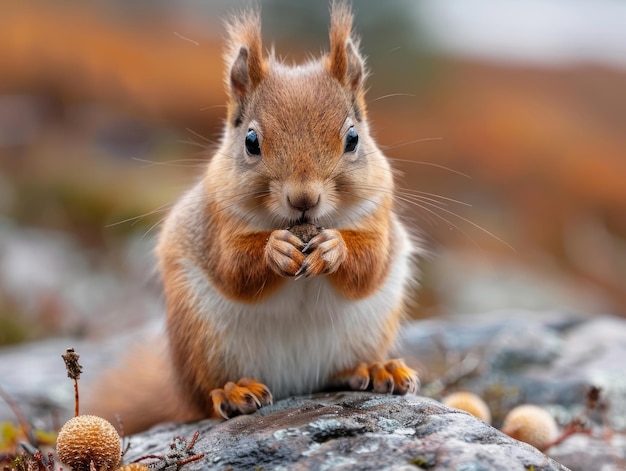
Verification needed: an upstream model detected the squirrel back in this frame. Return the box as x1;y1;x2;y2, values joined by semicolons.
87;2;419;434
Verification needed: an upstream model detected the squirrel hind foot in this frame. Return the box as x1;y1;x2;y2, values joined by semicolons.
331;359;420;396
210;378;273;420
379;358;420;395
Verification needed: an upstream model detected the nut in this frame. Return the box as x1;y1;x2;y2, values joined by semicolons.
442;391;492;424
287;223;321;244
501;404;558;451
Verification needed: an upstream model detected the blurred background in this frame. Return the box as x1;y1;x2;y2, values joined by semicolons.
1;0;626;346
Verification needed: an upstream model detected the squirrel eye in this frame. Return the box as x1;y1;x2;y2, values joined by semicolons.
344;126;359;153
245;129;261;157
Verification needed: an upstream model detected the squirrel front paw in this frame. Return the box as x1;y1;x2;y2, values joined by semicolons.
332;359;420;395
266;228;347;278
210;378;273;420
296;229;347;278
265;229;306;276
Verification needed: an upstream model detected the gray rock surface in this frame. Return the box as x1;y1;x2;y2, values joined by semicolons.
121;392;568;471
396;311;626;471
2;309;626;470
398;311;626;428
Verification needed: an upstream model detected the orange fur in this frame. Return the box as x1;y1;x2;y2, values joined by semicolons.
85;341;202;433
160;258;228;416
326;2;367;109
198;203;286;302
329;198;394;299
88;2;419;434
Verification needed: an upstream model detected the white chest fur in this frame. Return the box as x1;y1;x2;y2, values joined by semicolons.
181;221;415;399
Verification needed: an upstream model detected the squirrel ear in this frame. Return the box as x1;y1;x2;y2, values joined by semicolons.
327;2;365;93
225;12;267;126
230;46;252;99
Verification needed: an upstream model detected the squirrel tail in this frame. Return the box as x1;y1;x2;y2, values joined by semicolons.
83;338;200;435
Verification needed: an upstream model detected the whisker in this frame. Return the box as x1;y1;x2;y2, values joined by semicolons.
131;157;207;168
140;216;167;240
106;186;269;230
389;191;450;209
404;197;515;252
330;163;470;206
333;190;395;215
370;92;416;103
186;128;217;145
200;104;228;112
212;150;281;182
383;192;485;248
381;137;444;150
329;164;470;211
354;145;470;180
403;191;471;207
173;32;199;46
258;159;280;182
105;201;176;228
337;183;444;209
212;190;271;218
340;188;443;227
236;195;273;223
388;158;471;179
177;138;211;151
334;184;512;251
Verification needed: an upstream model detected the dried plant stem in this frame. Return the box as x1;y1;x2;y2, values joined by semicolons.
0;384;32;443
73;378;80;417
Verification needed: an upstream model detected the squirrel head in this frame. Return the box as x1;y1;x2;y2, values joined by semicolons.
214;2;393;229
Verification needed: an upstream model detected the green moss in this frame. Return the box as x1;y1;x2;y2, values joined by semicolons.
408;455;435;468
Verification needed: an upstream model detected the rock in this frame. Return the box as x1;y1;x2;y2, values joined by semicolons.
3;309;626;470
397;311;625;426
397;311;626;471
547;433;626;471
121;392;568;471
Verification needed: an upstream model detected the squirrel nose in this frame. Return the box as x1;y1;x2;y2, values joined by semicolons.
287;193;320;212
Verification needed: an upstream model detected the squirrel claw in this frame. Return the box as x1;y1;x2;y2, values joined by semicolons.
347;362;370;391
298;229;347;277
301;241;314;254
294;263;307;279
331;359;420;396
266;230;306;277
384;359;420;395
210;378;273;420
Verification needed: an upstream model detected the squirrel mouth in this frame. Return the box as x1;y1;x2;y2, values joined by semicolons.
297;212;309;224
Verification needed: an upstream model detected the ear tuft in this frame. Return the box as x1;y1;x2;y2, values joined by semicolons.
327;1;366;93
224;11;267;126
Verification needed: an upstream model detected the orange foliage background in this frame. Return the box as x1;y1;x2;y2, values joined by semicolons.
1;1;625;333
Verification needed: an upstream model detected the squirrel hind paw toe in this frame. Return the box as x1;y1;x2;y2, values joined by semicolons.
384;359;420;395
332;359;420;396
210;378;273;420
236;377;273;407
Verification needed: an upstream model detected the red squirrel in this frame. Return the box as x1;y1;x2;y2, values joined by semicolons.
88;2;420;434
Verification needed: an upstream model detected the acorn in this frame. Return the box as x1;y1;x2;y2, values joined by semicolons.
442;391;492;424
56;414;121;471
501;404;559;451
